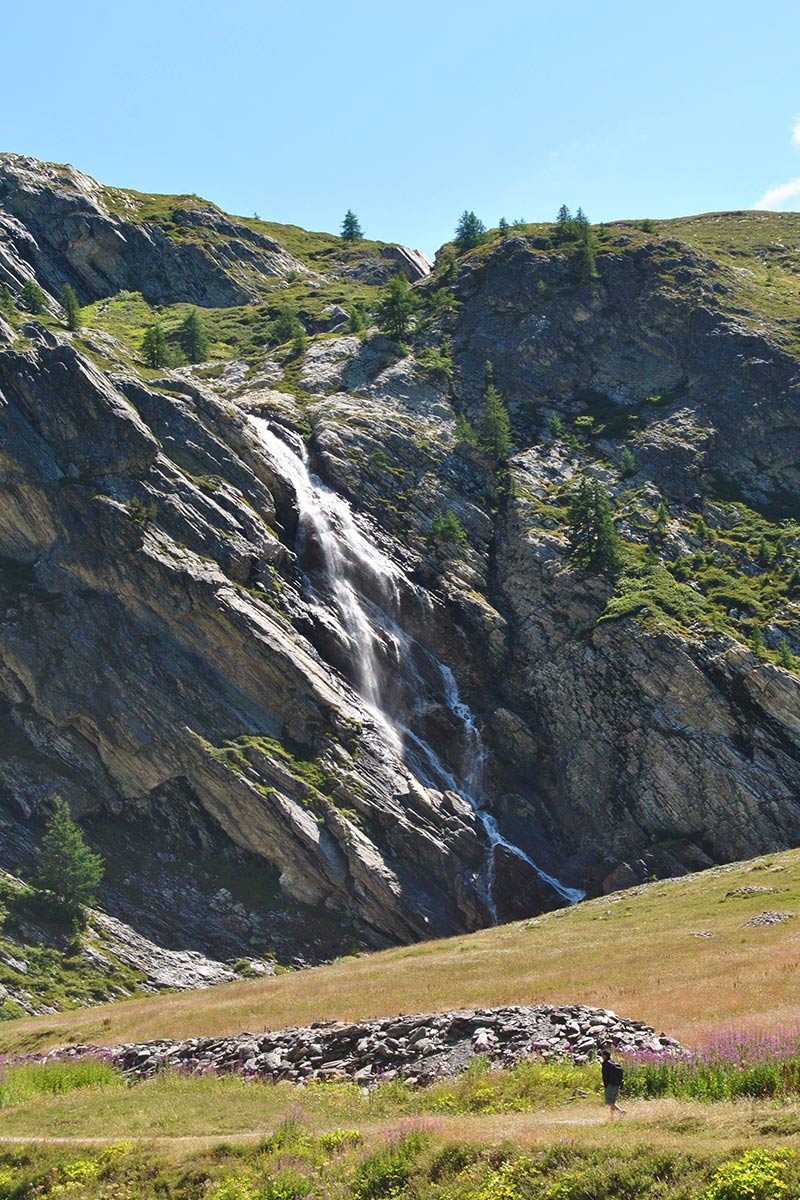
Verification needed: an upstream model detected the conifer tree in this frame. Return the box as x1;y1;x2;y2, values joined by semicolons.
454;211;487;252
0;283;15;317
33;796;104;925
178;308;209;363
20;279;47;314
347;301;369;333
567;477;623;575
751;622;767;658
141;322;170;368
60;283;81;330
777;639;795;669
498;216;509;235
620;446;636;477
377;273;419;340
477;381;512;463
555;204;573;240
341;210;363;241
431;508;467;545
269;305;304;345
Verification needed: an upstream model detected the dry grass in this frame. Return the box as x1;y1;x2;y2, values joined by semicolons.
1;849;799;1056
1;1068;797;1160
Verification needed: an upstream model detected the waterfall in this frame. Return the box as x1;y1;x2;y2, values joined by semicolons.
438;665;584;905
249;418;584;916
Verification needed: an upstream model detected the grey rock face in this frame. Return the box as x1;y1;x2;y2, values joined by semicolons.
448;236;800;512
1;158;800;969
0;333;503;950
0;154;308;307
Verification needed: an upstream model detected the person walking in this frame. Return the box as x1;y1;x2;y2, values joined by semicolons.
600;1048;626;1118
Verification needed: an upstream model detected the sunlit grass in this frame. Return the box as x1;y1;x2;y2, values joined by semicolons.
1;850;799;1059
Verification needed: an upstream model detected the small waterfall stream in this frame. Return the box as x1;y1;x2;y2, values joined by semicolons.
250;418;584;916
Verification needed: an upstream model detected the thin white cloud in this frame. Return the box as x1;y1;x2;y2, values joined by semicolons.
754;177;800;210
794;116;800;146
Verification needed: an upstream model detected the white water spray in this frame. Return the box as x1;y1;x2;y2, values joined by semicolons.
249;417;584;915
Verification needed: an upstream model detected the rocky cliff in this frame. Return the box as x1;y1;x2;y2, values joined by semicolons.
1;155;799;971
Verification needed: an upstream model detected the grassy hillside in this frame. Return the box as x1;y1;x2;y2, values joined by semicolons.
1;849;797;1055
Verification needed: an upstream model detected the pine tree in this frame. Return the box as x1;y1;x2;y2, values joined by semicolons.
0;283;15;317
347;302;369;333
33;796;104;924
178;308;209;363
454;211;487;252
377;273;419;340
567;477;623;575
777;640;795;669
751;622;766;658
498;216;509;235
555;204;573;241
620;446;636;477
269;305;304;345
60;283;81;330
431;508;467;545
20;279;47;314
141;322;170;368
341;210;363;241
547;411;562;439
477;381;512;463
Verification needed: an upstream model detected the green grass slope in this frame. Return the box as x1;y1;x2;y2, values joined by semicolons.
1;849;797;1055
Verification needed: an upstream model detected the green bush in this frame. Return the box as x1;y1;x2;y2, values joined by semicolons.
700;1149;795;1200
352;1131;427;1199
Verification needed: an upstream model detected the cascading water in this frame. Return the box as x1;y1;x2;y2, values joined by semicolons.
250;417;584;917
250;418;404;753
438;666;584;905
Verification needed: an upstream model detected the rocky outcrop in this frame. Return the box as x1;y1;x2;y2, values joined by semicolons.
2;157;800;966
40;1004;680;1083
0;329;509;951
0;154;309;307
445;234;800;513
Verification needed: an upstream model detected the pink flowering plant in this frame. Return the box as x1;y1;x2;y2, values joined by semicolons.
622;1028;800;1100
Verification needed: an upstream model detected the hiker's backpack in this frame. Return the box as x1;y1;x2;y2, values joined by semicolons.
608;1061;624;1086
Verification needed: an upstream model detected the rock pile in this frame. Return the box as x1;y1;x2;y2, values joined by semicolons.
743;911;793;927
49;1005;680;1085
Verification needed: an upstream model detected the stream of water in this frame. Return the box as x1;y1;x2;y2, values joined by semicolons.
249;418;584;914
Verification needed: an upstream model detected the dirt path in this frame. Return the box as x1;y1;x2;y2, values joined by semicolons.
0;1117;607;1146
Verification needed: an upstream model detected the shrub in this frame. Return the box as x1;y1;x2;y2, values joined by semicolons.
268;306;304;346
127;497;158;526
352;1131;427;1199
700;1149;795;1200
416;345;453;383
602;561;707;630
319;1128;363;1154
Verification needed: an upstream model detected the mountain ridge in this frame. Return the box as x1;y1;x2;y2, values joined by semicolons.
0;153;798;977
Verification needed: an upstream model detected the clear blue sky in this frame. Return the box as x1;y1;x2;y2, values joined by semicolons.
3;0;800;258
